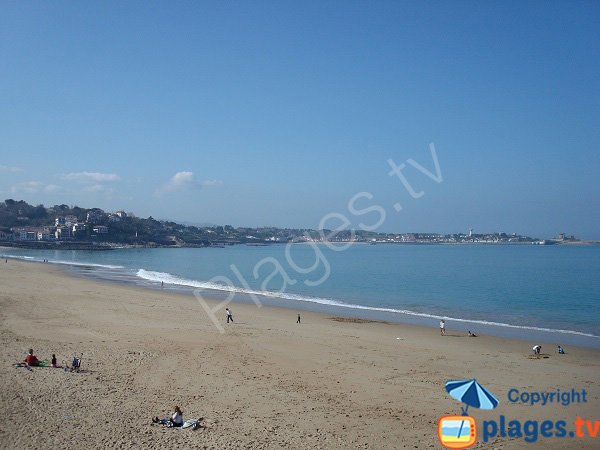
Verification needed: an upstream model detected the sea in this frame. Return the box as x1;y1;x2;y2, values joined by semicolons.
2;243;599;348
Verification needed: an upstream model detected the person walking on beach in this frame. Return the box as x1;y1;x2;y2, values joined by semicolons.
297;314;301;324
226;308;233;323
440;320;446;336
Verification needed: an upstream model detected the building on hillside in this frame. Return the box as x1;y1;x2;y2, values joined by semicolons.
0;230;14;240
55;226;72;240
72;223;87;234
11;228;29;240
11;227;54;241
55;216;66;226
92;225;109;234
64;215;78;226
36;228;54;241
86;210;106;224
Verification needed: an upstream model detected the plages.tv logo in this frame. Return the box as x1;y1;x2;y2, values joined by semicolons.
438;379;499;449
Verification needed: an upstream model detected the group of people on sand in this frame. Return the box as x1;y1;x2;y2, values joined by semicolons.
440;321;567;356
20;349;59;368
23;350;200;430
224;307;303;324
19;348;81;371
439;320;477;337
532;344;565;356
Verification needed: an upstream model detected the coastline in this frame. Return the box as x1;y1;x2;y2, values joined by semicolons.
113;265;600;349
2;250;599;349
2;239;598;251
1;259;599;449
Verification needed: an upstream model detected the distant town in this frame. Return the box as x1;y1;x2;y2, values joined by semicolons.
0;199;590;249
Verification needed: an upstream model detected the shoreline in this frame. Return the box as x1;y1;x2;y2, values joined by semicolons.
3;252;599;349
1;259;599;449
2;239;598;251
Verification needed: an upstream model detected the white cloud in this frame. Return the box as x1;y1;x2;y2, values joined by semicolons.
44;184;61;193
10;181;59;194
0;165;23;173
62;171;120;182
202;179;223;186
84;184;114;194
170;171;195;187
157;172;223;195
159;171;198;193
59;171;119;196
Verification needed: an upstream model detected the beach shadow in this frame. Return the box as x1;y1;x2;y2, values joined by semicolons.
329;317;389;324
527;354;550;359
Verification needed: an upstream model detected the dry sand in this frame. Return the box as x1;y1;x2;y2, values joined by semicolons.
0;259;598;449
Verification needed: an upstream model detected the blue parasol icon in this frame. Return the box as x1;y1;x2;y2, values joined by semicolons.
445;379;499;439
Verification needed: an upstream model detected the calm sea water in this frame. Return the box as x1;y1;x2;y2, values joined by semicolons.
3;244;600;347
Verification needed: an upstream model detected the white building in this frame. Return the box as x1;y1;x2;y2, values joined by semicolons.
93;225;109;234
72;223;87;234
11;227;52;241
55;226;72;240
86;210;106;224
36;228;54;241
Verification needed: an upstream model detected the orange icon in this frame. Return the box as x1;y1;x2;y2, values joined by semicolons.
438;415;477;449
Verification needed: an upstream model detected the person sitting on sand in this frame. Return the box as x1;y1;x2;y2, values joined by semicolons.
51;354;59;368
532;345;542;355
153;406;184;427
557;345;565;354
468;331;477;337
24;349;39;367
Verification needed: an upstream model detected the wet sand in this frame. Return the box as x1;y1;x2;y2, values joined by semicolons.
0;259;598;449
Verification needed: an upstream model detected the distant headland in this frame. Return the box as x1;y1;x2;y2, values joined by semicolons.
0;199;596;249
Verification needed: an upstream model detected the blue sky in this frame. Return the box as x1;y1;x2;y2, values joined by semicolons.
1;1;599;238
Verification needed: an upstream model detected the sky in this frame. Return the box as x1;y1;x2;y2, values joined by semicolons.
1;1;599;239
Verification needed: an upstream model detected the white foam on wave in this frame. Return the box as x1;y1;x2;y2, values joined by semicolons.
2;254;36;260
50;260;125;269
136;269;600;339
1;254;124;269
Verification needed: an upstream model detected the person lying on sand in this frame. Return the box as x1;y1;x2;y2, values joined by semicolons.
153;406;184;427
468;331;478;337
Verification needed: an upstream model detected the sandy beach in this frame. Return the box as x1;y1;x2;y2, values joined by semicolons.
0;259;598;449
